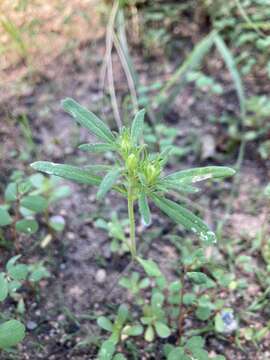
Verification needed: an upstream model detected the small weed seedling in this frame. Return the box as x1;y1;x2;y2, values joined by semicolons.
0;171;71;249
95;213;129;255
97;304;143;359
0;255;49;351
31;98;235;355
31;98;235;258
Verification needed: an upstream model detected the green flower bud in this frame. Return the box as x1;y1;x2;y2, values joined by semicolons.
145;163;159;183
119;129;132;155
127;153;138;171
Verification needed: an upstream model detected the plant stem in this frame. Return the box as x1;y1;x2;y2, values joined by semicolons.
127;185;136;259
178;266;186;345
13;184;20;251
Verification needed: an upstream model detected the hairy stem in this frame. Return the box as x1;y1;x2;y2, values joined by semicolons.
127;186;136;259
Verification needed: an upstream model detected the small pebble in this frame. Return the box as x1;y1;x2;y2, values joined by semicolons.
26;321;38;330
67;232;75;240
95;269;106;283
60;263;66;270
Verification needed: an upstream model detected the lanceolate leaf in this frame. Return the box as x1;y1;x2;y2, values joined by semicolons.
31;162;102;186
62;98;115;143
138;192;151;225
83;165;114;173
164;166;235;184
157;180;199;194
131;109;145;145
97;316;113;332
151;195;216;245
97;168;121;200
79;143;116;153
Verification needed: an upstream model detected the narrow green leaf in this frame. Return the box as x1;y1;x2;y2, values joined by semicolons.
83;165;113;173
138;192;151;226
0;208;12;227
15;219;39;235
97;168;121;200
137;257;162;277
0;273;8;302
151;195;216;245
165;166;235;184
62;98;115;143
131;109;145;145
158;180;199;194
214;35;246;117
97;316;113;332
21;195;48;213
79;143;116;153
145;325;155;342
0;320;25;349
31;162;102;186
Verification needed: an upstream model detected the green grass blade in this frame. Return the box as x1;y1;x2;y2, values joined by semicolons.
214;34;246;118
31;161;102;186
1;17;28;58
155;31;216;111
62;98;115;143
151;195;216;245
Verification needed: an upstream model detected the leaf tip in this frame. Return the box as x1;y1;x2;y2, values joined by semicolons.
30;161;41;170
61;97;74;110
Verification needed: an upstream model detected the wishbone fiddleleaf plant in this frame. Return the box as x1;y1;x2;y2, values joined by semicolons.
31;98;235;261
